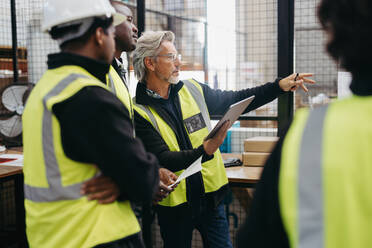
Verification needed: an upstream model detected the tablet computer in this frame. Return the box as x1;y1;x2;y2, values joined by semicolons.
205;95;255;140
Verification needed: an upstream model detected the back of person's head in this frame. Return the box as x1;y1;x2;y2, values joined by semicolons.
49;17;114;50
133;31;175;81
42;0;125;49
318;0;372;75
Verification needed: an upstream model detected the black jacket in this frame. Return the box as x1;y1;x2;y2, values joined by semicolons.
49;52;159;205
236;74;372;248
134;78;284;213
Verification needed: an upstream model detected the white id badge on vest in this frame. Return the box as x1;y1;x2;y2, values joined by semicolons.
184;112;206;134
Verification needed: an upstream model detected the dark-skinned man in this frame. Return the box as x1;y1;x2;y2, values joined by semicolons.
111;0;137;84
22;0;163;247
81;1;177;206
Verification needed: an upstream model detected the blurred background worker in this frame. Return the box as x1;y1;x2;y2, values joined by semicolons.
132;30;314;248
22;0;162;247
237;0;372;247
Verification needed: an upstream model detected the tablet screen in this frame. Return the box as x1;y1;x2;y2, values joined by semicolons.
205;95;255;140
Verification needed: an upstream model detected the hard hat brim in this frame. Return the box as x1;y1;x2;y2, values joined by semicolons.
113;12;126;26
42;12;126;33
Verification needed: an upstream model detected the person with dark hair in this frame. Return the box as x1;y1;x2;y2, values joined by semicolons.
109;0;138;87
236;0;372;247
80;0;177;207
22;0;161;247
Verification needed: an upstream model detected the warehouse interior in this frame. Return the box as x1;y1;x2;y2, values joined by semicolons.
0;0;358;247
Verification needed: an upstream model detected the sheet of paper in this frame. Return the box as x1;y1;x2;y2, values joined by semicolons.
0;154;24;166
170;156;202;187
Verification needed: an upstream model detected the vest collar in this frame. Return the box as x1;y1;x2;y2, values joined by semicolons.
135;80;184;105
47;52;110;84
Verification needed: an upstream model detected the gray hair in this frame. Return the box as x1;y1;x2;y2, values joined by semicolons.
133;30;175;82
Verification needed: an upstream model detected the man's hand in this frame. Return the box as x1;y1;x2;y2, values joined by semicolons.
279;73;315;92
153;168;178;205
81;174;120;204
159;167;178;185
203;120;230;156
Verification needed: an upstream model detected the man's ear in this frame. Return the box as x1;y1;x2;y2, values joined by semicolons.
144;57;155;72
94;27;105;46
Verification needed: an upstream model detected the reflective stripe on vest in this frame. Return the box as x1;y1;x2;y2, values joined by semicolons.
133;97;160;133
133;80;210;133
108;66;135;136
281;96;372;248
23;67;141;248
133;79;228;206
107;73;116;95
298;105;328;248
24;73;96;202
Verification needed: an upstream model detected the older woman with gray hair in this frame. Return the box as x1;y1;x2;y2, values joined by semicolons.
131;30;314;248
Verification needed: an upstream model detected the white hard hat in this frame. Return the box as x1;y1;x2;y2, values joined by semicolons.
41;0;126;32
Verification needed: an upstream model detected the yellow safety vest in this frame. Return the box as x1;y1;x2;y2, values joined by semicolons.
279;95;372;248
23;65;140;248
107;65;134;120
134;79;228;207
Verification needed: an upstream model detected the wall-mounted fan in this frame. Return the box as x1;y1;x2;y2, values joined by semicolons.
0;82;33;147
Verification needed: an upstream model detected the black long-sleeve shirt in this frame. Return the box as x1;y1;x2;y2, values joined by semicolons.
48;52;159;204
202;79;284;115
236;74;372;248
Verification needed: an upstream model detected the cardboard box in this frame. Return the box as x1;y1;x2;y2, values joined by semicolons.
243;152;271;166
244;136;279;153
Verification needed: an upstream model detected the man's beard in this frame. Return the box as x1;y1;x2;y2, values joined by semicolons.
156;70;179;85
168;75;179;84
